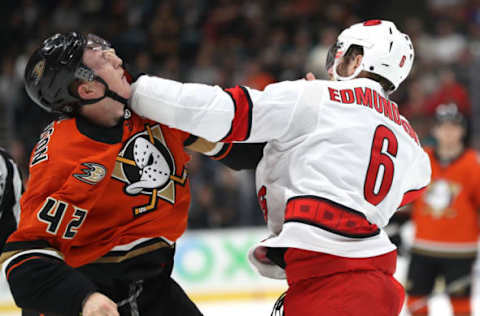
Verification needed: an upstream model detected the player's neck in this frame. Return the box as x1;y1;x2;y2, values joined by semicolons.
436;142;464;163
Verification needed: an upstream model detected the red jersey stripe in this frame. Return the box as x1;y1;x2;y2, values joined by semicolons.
211;143;233;161
6;256;43;280
284;196;380;238
399;186;427;207
222;86;253;142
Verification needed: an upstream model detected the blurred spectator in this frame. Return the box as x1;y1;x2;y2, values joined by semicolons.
239;61;275;90
149;2;180;60
428;0;467;21
305;27;338;79
430;20;467;64
403;17;435;64
52;0;80;32
401;79;434;142
187;153;262;229
187;41;223;84
424;68;471;115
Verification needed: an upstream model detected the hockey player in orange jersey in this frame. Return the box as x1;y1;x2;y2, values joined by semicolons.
1;33;264;316
406;103;480;316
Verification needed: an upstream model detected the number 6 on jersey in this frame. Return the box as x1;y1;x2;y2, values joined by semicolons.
364;125;398;205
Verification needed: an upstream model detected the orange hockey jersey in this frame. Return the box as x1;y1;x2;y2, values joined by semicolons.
6;113;191;267
411;147;480;257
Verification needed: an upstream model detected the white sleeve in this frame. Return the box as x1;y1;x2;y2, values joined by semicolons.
130;76;304;142
245;80;305;142
400;148;431;207
130;76;234;142
413;149;432;189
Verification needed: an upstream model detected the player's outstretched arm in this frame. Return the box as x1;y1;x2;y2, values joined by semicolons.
305;72;316;80
130;76;305;143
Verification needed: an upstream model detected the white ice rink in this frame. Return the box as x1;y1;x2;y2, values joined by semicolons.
0;293;475;316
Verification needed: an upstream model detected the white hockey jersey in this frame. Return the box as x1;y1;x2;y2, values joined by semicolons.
130;76;431;278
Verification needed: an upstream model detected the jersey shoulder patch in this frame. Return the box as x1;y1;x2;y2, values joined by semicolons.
73;162;107;185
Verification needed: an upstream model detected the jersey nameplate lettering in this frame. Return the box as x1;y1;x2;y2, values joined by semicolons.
31;122;55;166
328;87;420;145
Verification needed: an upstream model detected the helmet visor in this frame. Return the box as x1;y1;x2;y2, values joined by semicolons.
325;43;340;72
86;33;111;51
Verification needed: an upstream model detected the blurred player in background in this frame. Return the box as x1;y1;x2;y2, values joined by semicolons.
404;103;480;316
0;32;263;316
129;20;431;316
0;148;23;251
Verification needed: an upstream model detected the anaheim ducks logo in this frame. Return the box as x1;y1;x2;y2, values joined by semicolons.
31;59;46;86
73;163;106;185
113;124;187;216
423;179;461;219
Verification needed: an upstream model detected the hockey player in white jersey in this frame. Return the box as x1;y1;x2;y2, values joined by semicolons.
130;20;431;316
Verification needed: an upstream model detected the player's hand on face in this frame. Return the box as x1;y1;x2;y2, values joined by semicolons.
82;292;119;316
305;72;316;81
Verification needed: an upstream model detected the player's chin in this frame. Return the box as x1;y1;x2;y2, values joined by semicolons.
111;109;125;125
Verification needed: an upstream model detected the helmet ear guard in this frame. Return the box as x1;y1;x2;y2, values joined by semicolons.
74;65;96;82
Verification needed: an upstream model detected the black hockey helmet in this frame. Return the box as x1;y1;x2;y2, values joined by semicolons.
434;103;466;127
24;32;128;116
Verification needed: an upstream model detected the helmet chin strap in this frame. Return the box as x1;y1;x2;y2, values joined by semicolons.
76;75;131;119
332;57;363;81
93;76;129;106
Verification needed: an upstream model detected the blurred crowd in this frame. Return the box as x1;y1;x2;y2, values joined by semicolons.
0;0;479;229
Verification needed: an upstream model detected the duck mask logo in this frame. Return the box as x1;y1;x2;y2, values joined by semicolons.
113;124;187;216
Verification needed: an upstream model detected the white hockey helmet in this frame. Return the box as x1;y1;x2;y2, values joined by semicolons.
331;19;414;92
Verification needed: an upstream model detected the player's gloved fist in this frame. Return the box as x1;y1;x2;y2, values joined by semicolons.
305;72;316;81
82;292;119;316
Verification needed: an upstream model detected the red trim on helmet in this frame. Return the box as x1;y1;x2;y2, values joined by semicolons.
364;20;382;26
